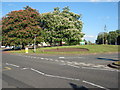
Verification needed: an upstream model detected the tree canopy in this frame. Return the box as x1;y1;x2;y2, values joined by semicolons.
2;6;84;47
40;6;84;45
96;30;120;45
2;6;43;48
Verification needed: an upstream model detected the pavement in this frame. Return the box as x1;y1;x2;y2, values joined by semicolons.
1;52;119;89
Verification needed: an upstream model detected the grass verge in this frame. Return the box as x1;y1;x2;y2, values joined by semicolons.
6;45;119;55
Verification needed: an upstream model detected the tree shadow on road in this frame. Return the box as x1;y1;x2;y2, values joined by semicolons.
97;57;119;61
69;83;88;90
2;49;13;51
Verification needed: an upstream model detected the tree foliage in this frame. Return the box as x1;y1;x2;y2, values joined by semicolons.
40;6;84;45
96;30;120;45
2;6;84;47
2;6;43;48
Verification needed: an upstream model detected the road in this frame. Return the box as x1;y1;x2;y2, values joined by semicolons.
2;52;119;89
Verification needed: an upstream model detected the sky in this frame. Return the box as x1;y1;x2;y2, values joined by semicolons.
1;1;119;43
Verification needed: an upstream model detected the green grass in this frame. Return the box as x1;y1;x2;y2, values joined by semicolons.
7;45;119;55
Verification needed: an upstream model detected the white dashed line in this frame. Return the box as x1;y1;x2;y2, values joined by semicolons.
68;64;79;68
55;60;59;62
21;68;29;70
59;57;65;59
15;54;119;72
60;60;65;62
30;68;80;81
82;67;119;72
31;68;45;75
83;80;110;90
6;63;20;67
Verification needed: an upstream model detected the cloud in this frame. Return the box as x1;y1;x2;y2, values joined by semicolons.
84;35;97;38
84;35;97;43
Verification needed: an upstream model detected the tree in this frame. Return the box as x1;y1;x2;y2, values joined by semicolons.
2;6;43;48
108;31;118;45
96;30;120;45
40;6;84;46
96;32;108;44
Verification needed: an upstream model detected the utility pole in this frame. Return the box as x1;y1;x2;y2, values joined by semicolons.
34;34;37;53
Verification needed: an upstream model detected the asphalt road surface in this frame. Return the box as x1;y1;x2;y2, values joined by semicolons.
2;52;119;89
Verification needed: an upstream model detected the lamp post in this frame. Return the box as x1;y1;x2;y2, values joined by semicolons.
34;35;36;53
103;25;108;44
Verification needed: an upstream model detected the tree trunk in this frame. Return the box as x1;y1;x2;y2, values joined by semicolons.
60;41;62;46
22;43;25;49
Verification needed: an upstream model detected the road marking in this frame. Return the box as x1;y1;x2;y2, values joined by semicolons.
45;58;49;60
31;68;45;75
60;60;65;62
68;64;79;68
83;80;110;90
82;67;119;72
59;57;65;59
6;63;20;67
13;54;119;72
55;60;59;62
21;68;29;70
3;67;11;71
30;68;80;81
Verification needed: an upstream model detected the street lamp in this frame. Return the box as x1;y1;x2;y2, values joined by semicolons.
103;25;108;44
34;34;37;53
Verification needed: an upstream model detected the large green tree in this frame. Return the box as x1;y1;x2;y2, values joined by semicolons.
2;6;43;48
96;30;120;45
40;6;84;46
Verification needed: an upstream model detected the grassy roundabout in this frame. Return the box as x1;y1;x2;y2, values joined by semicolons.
6;45;119;55
114;61;120;65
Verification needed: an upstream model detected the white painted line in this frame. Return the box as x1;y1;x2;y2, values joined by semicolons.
31;68;45;75
45;58;49;60
82;67;119;72
45;74;80;81
78;57;83;58
41;58;44;59
55;60;59;62
60;60;65;62
21;68;29;70
59;57;65;59
30;68;80;81
68;64;79;68
6;63;20;67
78;63;87;66
49;59;53;61
67;61;73;64
83;80;110;90
92;65;105;67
